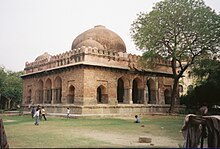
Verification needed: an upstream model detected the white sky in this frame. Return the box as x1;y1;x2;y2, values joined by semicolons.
0;0;219;71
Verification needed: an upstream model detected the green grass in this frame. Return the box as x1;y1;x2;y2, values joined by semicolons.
1;115;185;148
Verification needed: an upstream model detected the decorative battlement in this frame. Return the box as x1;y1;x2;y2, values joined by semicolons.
24;46;171;75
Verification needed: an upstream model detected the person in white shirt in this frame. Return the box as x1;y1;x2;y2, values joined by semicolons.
34;108;40;125
67;107;70;118
41;107;47;120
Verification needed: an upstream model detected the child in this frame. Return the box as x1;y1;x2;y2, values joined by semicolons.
135;115;140;123
41;106;47;120
67;107;70;118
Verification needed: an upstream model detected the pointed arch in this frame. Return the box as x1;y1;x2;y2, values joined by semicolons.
54;76;62;103
45;78;52;104
117;78;124;103
132;77;142;104
164;89;171;104
97;85;107;104
68;85;75;104
147;78;156;104
27;89;32;104
36;80;43;104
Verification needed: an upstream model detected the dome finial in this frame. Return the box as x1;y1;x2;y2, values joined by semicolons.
94;25;105;28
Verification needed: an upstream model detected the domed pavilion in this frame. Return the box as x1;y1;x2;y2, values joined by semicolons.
21;25;180;115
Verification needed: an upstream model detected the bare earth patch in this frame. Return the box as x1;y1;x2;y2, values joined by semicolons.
3;119;16;122
79;129;179;147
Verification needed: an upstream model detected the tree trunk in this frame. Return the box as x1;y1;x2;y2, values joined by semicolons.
7;98;11;110
169;78;179;113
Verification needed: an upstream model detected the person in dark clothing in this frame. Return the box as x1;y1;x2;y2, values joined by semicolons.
181;114;220;148
135;115;140;123
31;106;36;119
199;105;208;148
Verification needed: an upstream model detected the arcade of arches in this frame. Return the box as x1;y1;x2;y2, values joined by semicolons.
24;69;173;106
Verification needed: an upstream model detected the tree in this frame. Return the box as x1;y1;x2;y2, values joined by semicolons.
131;0;220;113
0;67;7;109
0;66;23;110
3;71;23;109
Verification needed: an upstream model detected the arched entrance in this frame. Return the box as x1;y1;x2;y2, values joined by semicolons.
147;79;156;104
164;89;171;104
117;78;124;103
54;76;62;103
36;80;43;104
68;85;75;104
132;78;142;104
45;78;52;104
27;89;32;104
97;85;107;104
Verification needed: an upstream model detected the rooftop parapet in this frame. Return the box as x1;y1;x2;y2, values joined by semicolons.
24;46;171;75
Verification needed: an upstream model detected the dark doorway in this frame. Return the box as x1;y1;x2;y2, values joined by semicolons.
117;78;124;103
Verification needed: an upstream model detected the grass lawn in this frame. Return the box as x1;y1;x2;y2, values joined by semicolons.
1;114;185;148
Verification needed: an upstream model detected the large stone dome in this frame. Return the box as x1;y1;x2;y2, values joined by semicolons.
71;25;126;53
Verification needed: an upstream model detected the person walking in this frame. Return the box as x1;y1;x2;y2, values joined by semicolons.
41;107;47;120
34;107;40;125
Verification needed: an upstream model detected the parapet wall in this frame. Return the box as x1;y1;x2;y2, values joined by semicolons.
24;46;171;74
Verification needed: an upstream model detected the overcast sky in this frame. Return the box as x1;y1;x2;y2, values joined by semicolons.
0;0;219;72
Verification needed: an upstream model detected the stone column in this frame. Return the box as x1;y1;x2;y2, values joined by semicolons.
143;88;147;105
51;88;56;104
43;88;47;104
128;88;133;104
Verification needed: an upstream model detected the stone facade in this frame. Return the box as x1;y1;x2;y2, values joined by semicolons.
21;25;180;115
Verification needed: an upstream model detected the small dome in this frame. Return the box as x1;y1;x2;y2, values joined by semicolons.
71;25;126;52
75;38;104;50
35;52;51;61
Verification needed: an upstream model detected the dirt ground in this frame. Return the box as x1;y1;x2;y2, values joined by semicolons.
81;129;180;147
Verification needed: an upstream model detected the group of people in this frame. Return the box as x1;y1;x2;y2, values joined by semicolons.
31;106;71;125
31;105;47;125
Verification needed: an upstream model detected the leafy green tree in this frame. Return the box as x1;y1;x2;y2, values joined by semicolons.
131;0;220;113
0;67;7;109
0;66;23;110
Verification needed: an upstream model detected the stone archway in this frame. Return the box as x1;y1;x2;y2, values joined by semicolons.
45;78;52;104
97;85;107;104
67;85;75;104
147;78;156;104
36;80;43;104
27;89;32;104
117;78;124;103
164;89;171;104
54;76;62;103
132;77;142;104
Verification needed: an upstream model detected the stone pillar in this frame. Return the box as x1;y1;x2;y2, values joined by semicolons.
128;88;133;104
146;86;149;104
155;79;159;104
143;88;147;105
51;88;56;104
43;88;47;104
